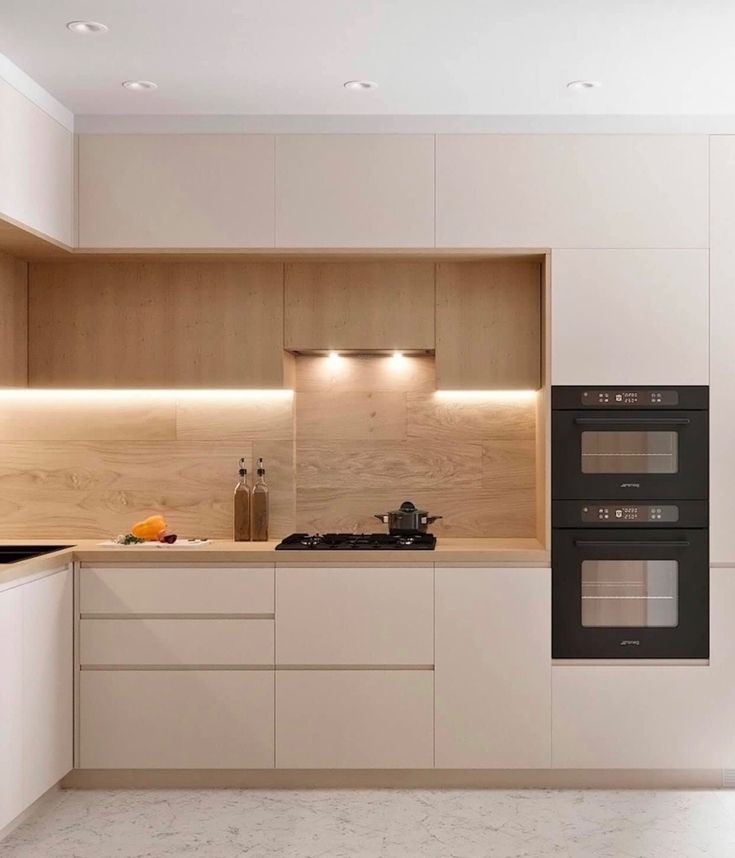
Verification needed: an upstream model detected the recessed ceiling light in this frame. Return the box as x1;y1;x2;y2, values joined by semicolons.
566;79;601;90
122;80;158;91
66;20;108;34
343;80;378;91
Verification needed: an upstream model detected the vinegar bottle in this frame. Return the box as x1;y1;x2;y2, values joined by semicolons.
233;458;251;541
251;458;269;541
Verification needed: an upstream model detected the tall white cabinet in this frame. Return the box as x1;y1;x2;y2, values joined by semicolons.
550;249;709;386
709;137;735;564
0;566;72;832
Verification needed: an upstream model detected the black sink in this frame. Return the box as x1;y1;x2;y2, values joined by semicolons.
0;545;73;564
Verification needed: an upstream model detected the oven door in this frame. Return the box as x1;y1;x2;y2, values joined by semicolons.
552;528;709;659
552;410;708;499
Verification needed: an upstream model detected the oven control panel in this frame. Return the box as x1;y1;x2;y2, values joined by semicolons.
581;390;679;407
581;504;680;524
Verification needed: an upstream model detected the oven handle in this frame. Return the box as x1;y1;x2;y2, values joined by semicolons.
573;417;690;426
574;540;691;548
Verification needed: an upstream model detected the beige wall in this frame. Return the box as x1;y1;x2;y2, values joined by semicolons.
0;356;536;539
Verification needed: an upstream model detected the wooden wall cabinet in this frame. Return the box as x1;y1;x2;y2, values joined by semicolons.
284;261;435;351
436;134;708;249
435;566;551;768
78;134;275;248
550;249;709;386
709;136;735;564
28;262;292;388
435;260;542;389
275;135;434;247
0;78;74;247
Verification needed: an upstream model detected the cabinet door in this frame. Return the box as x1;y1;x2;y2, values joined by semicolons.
284;261;435;351
79;134;275;248
709;137;735;564
275;135;434;247
275;670;433;768
550;249;709;385
80;670;274;768
0;253;27;387
0;586;24;830
276;566;434;665
435;566;551;768
0;78;73;246
22;568;73;806
552;569;735;769
435;260;542;390
436;135;708;249
29;263;290;388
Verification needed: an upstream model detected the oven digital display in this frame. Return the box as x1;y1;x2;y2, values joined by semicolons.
581;390;679;407
581;504;680;523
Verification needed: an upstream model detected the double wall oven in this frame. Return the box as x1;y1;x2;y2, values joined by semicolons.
552;386;709;659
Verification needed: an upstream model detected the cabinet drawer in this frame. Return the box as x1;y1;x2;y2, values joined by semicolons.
275;670;434;768
80;566;274;615
80;619;274;666
80;670;274;768
276;566;433;665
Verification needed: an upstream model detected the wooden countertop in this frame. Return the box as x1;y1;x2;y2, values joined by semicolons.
0;537;550;592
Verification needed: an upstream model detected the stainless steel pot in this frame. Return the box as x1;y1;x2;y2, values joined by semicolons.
374;500;442;534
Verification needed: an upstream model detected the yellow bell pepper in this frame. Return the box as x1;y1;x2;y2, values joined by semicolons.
130;514;167;541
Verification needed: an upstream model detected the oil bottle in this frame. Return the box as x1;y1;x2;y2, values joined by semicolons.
233;458;251;541
251;457;269;541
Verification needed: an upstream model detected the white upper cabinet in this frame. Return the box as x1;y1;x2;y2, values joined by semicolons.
550;249;709;385
275;135;434;247
709;137;735;563
435;567;551;769
436;135;709;248
78;135;275;248
0;78;73;246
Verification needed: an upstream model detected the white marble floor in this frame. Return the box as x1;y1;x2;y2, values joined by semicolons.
2;788;735;858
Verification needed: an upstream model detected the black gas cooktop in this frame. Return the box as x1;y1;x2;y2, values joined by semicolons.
275;533;437;550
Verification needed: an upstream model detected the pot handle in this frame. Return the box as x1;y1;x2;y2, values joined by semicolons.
374;514;389;523
426;516;443;524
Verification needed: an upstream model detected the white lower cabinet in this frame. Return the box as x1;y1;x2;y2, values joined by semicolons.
80;670;274;769
275;670;434;769
0;586;24;831
552;569;735;769
0;566;72;832
435;566;551;768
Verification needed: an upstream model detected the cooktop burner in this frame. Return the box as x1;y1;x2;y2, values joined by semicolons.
275;532;437;550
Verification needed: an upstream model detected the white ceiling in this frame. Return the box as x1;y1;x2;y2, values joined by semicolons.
1;0;735;118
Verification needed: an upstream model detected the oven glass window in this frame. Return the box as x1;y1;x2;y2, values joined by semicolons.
581;431;678;474
581;560;678;627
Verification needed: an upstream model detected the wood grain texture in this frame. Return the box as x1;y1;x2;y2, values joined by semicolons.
284;262;435;351
176;397;293;441
295;354;435;393
296;391;406;440
0;253;27;385
436;260;541;390
406;393;536;441
28;261;288;388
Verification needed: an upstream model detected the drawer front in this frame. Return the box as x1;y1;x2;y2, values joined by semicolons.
80;566;274;615
80;619;274;666
80;670;274;769
276;566;433;665
275;670;434;768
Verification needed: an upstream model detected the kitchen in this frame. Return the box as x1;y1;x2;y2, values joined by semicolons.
1;2;735;856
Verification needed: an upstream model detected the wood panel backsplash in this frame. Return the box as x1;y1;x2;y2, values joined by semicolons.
0;356;536;539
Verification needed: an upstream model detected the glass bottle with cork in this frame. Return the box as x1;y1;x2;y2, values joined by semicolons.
251;457;269;541
233;457;251;541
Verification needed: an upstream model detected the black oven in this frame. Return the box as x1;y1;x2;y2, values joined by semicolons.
552;501;709;659
552;386;708;500
552;387;709;660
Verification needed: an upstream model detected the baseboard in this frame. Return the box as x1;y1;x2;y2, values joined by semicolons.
0;783;62;843
61;768;724;790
